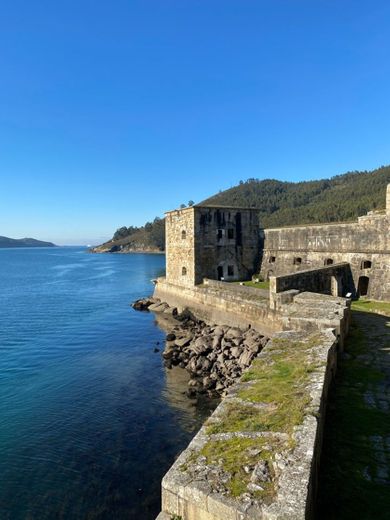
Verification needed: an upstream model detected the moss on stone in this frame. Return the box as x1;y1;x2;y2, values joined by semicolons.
197;334;325;499
236;337;321;433
199;436;276;500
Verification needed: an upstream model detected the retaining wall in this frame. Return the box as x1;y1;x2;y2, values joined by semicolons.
156;326;344;520
154;280;350;519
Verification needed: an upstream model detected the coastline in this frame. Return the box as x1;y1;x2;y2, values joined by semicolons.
89;247;165;255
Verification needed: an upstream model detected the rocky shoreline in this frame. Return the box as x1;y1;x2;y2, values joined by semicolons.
89;246;164;254
132;297;270;397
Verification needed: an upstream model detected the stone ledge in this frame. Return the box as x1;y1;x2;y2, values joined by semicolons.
157;323;344;520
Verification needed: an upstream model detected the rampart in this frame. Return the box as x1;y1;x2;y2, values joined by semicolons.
268;262;354;310
152;185;388;519
154;277;349;341
154;278;350;519
260;208;390;301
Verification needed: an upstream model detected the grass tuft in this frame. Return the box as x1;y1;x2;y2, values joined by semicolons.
351;299;390;317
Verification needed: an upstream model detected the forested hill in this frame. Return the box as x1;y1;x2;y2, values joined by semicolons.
0;236;56;248
201;165;390;227
90;217;165;253
91;165;389;253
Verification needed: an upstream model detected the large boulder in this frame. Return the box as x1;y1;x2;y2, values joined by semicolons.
238;349;255;367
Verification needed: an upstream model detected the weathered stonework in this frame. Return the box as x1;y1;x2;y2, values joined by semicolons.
152;185;388;520
260;190;390;301
165;184;390;301
166;206;260;287
154;278;350;344
268;263;354;311
155;292;349;520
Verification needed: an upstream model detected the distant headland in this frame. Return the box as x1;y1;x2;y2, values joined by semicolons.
0;236;57;248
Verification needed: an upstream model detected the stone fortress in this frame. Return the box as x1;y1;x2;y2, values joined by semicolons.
165;184;390;301
154;184;389;520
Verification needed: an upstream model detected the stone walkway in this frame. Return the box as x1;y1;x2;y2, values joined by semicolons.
317;309;390;519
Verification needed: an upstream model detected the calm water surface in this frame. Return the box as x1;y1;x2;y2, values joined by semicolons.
0;247;215;519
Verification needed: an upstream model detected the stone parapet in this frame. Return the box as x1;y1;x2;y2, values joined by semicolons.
153;280;350;519
157;326;343;520
154;277;275;335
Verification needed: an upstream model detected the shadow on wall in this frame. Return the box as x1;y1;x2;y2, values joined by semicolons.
272;263;357;299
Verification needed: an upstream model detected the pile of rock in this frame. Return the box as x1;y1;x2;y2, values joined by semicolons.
132;297;177;316
164;322;268;397
132;297;269;396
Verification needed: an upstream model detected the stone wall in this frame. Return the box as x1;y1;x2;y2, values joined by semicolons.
154;277;276;336
154;278;350;342
165;207;197;287
260;209;390;301
269;263;354;309
165;206;260;287
194;207;261;284
154;279;350;520
156;315;348;520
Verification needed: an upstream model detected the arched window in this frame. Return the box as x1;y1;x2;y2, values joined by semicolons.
266;269;274;280
182;267;187;276
181;230;186;240
293;257;302;265
324;258;334;266
361;260;372;269
269;256;276;263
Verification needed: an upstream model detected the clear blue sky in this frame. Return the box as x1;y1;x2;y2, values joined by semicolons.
1;0;389;245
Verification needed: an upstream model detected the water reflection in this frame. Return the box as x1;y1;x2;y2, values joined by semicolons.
155;313;220;433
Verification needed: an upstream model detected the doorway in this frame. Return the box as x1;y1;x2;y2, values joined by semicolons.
217;266;224;280
357;276;369;296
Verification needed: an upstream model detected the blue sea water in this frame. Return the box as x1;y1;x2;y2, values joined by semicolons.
0;247;214;519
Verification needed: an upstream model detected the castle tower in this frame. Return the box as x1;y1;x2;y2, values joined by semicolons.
165;205;260;288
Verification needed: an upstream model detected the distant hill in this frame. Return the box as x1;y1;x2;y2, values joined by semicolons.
0;236;56;248
91;165;390;253
90;217;165;254
201;165;390;227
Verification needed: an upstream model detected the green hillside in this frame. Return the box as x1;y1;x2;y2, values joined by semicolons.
92;165;389;253
201;166;390;227
90;217;165;253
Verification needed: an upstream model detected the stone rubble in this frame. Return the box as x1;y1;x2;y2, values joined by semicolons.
132;297;270;397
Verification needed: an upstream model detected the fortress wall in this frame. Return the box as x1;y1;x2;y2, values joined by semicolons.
260;213;390;301
154;277;350;343
156;292;350;520
154;277;279;336
165;207;196;287
194;207;261;283
269;263;353;303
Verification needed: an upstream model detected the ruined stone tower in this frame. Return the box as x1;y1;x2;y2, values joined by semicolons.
165;206;260;288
